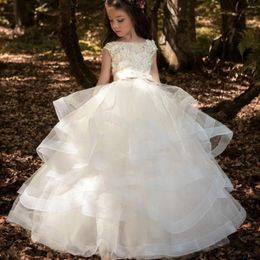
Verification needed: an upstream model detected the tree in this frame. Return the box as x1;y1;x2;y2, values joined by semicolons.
14;0;35;28
59;0;97;88
160;0;197;70
149;0;164;41
206;1;259;119
202;81;260;121
209;0;248;61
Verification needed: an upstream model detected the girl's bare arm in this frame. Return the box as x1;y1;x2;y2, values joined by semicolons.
92;48;112;96
150;52;160;83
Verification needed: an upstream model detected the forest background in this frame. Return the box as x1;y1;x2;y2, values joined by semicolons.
0;0;259;259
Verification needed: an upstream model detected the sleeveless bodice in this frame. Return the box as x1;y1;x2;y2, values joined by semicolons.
103;39;158;81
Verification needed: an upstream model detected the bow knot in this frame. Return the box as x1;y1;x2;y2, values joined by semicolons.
114;68;154;82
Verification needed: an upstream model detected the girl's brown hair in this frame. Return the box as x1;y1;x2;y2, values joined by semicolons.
101;0;152;47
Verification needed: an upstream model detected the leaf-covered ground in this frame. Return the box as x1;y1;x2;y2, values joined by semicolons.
0;8;259;260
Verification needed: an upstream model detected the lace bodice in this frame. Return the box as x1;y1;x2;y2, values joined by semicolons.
103;39;158;81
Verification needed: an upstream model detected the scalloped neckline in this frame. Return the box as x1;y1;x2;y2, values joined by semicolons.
115;39;148;44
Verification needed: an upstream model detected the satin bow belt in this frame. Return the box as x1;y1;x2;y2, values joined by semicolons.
114;69;154;82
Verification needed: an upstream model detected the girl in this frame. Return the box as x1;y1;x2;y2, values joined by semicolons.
7;0;247;260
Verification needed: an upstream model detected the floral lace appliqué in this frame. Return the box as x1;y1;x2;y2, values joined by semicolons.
103;39;158;80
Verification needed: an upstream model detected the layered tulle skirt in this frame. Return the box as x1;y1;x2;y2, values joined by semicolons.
6;78;247;259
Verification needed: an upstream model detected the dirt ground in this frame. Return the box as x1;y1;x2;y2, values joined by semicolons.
0;27;259;260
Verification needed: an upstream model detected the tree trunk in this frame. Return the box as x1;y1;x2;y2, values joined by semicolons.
14;0;35;28
202;81;260;121
150;0;164;42
161;0;197;70
59;0;97;88
209;0;247;61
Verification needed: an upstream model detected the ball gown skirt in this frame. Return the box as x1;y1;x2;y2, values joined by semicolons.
6;77;247;260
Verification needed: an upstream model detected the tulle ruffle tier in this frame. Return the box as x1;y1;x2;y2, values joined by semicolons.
7;78;246;259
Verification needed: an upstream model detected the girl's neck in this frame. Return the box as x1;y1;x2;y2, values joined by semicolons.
117;36;145;43
117;30;144;43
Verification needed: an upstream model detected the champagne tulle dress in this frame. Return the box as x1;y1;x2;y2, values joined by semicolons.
6;39;247;260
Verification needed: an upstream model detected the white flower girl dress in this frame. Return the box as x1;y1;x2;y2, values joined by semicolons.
7;39;247;259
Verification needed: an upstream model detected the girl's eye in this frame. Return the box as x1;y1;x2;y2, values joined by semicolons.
109;19;124;23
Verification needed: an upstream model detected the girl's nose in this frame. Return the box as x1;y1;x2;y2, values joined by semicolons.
113;25;119;30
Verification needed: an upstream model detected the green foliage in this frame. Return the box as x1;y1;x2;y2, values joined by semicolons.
238;28;260;78
246;0;260;16
195;1;221;56
156;6;165;36
0;0;8;4
0;25;60;55
196;0;221;25
76;1;105;55
196;27;220;55
35;3;49;14
0;0;12;26
0;13;10;26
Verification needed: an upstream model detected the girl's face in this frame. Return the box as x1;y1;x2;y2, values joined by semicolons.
106;6;135;38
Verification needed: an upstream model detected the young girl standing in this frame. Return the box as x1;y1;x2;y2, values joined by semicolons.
7;0;247;259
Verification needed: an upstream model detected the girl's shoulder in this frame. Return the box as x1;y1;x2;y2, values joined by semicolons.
103;39;157;53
